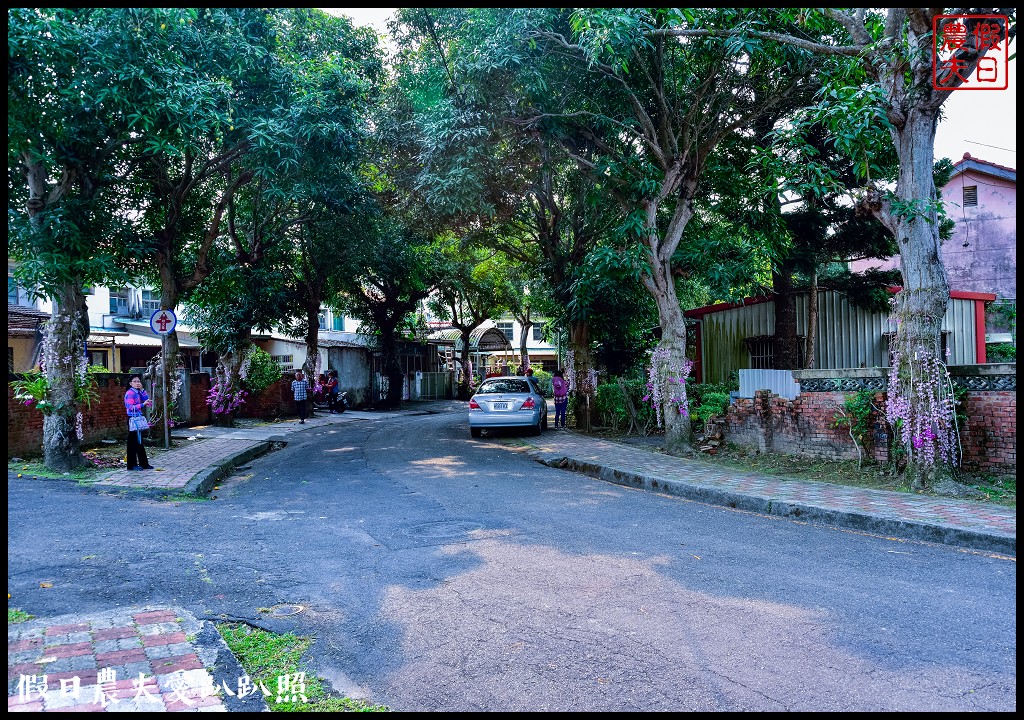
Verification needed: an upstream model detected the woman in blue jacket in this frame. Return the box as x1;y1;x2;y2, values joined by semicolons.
125;374;153;470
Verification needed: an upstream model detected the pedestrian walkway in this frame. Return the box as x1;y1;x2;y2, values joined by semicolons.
87;409;412;495
516;431;1016;556
7;606;266;712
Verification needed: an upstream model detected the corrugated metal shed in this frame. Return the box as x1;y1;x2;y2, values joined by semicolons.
689;289;987;385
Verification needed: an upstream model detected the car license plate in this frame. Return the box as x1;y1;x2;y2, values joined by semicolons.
493;402;508;410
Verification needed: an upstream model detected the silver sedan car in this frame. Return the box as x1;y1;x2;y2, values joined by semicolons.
468;376;548;437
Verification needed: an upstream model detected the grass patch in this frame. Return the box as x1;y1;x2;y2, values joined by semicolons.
216;622;388;712
159;493;210;503
9;607;34;624
701;444;1015;507
593;429;1016;509
8;437;208;481
9;459;97;481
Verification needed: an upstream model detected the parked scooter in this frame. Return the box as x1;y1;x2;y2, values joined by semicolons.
333;391;350;414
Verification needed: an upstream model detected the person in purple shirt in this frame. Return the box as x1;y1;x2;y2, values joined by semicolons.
124;374;153;470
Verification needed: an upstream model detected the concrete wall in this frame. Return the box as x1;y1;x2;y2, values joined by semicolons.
329;346;372;406
8;336;38;373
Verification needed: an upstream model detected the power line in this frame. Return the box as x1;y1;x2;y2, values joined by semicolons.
965;140;1016;153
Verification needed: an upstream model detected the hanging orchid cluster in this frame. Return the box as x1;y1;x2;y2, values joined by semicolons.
147;352;186;428
643;346;694;427
10;316;95;440
561;349;598;397
564;349;576;395
884;301;961;467
206;365;247;415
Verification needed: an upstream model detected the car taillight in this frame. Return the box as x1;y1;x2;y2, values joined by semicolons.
521;397;535;409
468;398;481;410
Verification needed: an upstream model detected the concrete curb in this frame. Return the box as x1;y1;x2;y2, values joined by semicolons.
193;620;269;712
183;441;276;497
526;450;1016;556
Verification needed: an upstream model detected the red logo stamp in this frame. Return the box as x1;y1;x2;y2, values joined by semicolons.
933;14;1009;90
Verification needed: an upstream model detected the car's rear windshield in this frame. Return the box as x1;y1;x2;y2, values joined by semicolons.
477;379;531;394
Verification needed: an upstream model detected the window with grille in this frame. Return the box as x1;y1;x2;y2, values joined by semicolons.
110;287;128;315
963;185;978;207
318;312;327;330
744;335;804;369
744;337;774;369
271;354;294;369
140;290;160;315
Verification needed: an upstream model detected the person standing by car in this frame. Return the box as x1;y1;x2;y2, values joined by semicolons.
292;370;310;424
124;374;154;470
551;368;568;429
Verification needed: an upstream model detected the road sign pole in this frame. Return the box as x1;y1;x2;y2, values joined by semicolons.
150;308;178;451
161;333;169;449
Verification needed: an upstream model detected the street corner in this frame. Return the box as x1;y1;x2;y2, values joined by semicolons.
7;605;268;713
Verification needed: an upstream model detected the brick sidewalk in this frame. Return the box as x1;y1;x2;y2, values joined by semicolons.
519;431;1016;555
92;438;267;491
7;607;263;712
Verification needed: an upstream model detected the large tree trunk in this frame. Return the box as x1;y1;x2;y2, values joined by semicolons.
877;108;953;488
569;319;596;431
772;259;801;369
301;302;321;380
517;309;533;373
457;329;473;400
147;268;182;435
642;242;695;455
804;269;818;369
42;282;89;471
378;323;405;409
652;313;692;454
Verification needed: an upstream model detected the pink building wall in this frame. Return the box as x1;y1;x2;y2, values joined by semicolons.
851;153;1017;303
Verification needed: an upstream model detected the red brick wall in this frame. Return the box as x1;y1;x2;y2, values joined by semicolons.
236;375;293;419
8;372;212;459
726;388;1015;472
959;392;1016;471
7;383;45;458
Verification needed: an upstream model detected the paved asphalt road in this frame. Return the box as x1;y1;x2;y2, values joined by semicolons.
7;411;1017;711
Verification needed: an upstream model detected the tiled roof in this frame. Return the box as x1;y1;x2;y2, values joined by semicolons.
951;152;1016;182
7;304;49;336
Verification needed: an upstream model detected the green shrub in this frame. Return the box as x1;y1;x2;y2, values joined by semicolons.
530;366;553;397
685;382;735;427
692;391;730;425
986;343;1016;362
687;382;735;408
243;347;284;395
596;375;657;433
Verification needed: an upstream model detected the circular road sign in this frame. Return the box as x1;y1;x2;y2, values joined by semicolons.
149;309;178;335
